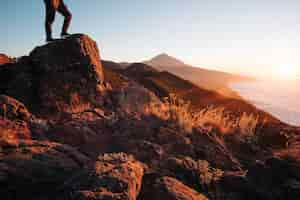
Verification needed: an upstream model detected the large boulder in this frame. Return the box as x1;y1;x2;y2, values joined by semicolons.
0;34;105;115
29;34;105;114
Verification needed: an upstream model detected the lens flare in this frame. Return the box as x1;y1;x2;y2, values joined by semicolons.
275;65;298;80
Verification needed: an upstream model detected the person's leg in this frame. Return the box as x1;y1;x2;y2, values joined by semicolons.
44;0;56;41
57;0;72;36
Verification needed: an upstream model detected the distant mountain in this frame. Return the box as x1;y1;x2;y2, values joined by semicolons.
144;53;187;68
144;53;254;98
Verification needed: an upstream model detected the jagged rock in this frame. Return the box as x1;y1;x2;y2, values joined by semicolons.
74;153;144;200
0;139;91;199
0;54;11;65
0;95;31;121
140;176;208;200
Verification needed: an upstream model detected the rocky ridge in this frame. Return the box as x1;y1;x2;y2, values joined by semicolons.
0;34;300;199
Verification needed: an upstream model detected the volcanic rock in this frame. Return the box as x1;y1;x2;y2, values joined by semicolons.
74;153;144;200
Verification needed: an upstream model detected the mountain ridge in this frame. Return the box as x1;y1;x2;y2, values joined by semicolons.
142;53;254;97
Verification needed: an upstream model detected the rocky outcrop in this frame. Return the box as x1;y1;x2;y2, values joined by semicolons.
0;34;105;115
140;176;208;200
0;53;11;65
30;34;105;114
74;153;144;200
1;33;300;200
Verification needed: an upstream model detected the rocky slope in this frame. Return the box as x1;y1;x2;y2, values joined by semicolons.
1;34;300;200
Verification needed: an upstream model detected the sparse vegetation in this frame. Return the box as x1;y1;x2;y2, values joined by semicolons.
147;94;261;140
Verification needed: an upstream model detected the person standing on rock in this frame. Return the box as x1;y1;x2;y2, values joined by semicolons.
44;0;72;42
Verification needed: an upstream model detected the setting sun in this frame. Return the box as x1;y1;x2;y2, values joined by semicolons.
275;65;298;80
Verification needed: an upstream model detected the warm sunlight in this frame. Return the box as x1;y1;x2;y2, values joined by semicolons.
275;65;298;80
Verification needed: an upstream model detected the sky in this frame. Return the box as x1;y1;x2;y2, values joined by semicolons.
1;0;300;79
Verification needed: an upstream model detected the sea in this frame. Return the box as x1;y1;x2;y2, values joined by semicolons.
230;79;300;126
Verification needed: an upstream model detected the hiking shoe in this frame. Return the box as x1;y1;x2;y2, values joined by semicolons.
46;37;56;43
61;32;71;38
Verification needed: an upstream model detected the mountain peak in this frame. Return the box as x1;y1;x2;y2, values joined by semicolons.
144;53;187;67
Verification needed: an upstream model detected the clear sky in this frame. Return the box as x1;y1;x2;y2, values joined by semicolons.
1;0;299;79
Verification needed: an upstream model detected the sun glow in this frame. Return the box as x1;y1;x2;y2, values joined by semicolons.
274;65;299;80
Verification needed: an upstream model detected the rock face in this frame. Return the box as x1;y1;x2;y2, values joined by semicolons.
0;53;11;65
30;34;105;114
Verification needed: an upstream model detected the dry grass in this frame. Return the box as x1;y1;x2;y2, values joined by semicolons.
147;94;260;139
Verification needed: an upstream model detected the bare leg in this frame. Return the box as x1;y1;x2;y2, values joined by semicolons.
57;1;72;36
